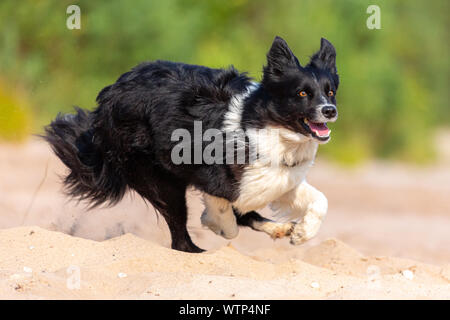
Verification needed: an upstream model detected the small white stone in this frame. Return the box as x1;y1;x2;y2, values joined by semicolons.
310;281;320;289
401;270;414;280
29;246;35;250
117;272;127;278
23;267;32;273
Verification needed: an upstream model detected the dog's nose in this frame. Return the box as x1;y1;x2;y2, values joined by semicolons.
321;105;337;119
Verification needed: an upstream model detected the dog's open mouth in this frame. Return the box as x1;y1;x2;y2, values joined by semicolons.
300;118;331;141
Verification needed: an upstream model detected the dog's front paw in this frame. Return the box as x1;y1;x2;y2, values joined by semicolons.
256;221;295;239
290;212;323;245
201;209;239;239
290;192;328;245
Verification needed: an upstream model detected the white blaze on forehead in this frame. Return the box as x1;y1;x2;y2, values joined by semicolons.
311;72;319;86
311;73;331;105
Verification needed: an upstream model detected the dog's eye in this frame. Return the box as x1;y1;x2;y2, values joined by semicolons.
328;90;334;97
298;91;307;97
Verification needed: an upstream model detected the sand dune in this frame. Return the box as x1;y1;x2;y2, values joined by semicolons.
0;226;449;299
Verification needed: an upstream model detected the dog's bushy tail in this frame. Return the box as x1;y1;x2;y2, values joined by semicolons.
44;107;127;207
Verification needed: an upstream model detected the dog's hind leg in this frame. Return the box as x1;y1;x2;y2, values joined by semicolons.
234;209;294;239
165;188;204;253
201;194;239;239
135;177;204;253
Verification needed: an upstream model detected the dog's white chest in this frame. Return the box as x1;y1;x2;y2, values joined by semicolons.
232;128;318;213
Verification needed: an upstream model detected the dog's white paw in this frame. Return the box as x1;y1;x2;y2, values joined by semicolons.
201;209;239;239
290;192;327;245
253;220;294;239
290;212;323;245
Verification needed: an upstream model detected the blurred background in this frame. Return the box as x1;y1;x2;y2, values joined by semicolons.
0;1;449;264
0;0;449;163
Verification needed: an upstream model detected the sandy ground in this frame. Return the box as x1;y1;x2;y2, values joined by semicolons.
0;140;449;299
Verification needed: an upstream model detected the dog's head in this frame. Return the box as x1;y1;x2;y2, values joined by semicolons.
261;36;339;143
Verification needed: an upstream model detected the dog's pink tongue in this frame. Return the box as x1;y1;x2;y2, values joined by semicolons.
309;122;329;136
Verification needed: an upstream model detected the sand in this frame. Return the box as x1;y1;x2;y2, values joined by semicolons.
0;226;449;299
0;140;449;299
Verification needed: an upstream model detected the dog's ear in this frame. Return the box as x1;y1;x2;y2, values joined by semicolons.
308;38;337;74
264;36;300;77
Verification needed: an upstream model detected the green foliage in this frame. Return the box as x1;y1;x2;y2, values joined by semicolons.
0;0;448;163
0;81;32;141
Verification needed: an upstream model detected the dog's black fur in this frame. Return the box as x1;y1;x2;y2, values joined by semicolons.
44;36;338;252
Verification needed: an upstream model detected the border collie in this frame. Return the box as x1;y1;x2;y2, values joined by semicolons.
44;36;339;252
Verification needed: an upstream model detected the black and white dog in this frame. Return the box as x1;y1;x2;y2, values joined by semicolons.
45;36;339;252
